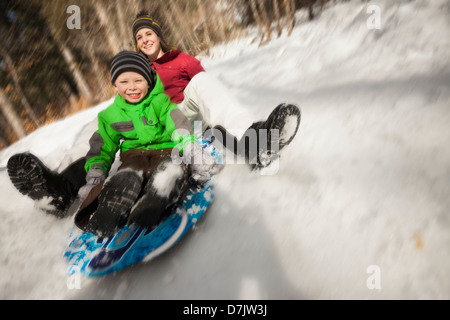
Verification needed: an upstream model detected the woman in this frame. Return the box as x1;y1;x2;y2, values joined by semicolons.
131;11;259;137
133;12;204;104
7;10;301;218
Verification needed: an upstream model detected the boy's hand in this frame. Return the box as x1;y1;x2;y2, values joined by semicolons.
66;168;107;217
77;169;106;203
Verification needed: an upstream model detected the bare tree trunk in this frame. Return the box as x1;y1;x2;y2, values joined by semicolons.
250;0;265;44
85;42;110;101
0;48;41;127
78;23;111;101
0;132;8;148
163;1;199;53
60;47;93;102
115;1;132;50
211;1;229;44
285;0;296;36
93;1;121;54
273;0;283;37
0;88;27;140
257;0;272;43
195;0;212;54
61;81;79;112
42;7;94;103
250;0;272;45
223;0;237;38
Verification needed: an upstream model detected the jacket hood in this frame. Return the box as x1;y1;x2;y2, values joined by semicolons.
154;50;181;65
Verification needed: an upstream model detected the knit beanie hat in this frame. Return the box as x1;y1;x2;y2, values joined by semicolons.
132;11;166;48
110;51;156;89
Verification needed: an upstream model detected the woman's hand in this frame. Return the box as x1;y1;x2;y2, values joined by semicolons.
182;142;223;185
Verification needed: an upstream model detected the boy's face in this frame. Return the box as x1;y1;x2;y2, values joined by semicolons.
113;71;149;104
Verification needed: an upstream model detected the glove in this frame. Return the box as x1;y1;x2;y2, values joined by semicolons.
77;169;107;204
66;168;107;218
182;142;223;185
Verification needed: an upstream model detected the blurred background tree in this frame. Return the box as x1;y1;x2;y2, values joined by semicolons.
0;0;334;149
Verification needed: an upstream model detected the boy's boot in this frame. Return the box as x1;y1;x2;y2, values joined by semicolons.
128;162;189;229
7;153;77;217
86;170;143;237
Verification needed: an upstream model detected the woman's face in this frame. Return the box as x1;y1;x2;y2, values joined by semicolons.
136;28;164;61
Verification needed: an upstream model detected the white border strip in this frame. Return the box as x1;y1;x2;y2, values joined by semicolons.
142;209;188;262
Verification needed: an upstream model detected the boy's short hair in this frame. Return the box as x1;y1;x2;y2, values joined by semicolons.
111;51;156;89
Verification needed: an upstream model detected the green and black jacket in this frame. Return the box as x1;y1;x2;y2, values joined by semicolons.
85;74;195;174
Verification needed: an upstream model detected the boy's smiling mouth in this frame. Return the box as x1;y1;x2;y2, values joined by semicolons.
127;92;142;100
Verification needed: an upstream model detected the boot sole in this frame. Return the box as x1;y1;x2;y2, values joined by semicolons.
254;104;301;168
8;153;52;200
7;153;72;216
268;103;301;150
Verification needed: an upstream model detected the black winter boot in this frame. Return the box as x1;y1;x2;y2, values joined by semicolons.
128;161;189;229
7;153;77;217
210;125;238;154
86;170;143;237
241;103;301;168
216;104;301;169
257;103;301;151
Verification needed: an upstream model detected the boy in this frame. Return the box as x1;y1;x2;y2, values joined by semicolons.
71;51;221;237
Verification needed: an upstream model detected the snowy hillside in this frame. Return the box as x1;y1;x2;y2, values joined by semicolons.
1;0;449;299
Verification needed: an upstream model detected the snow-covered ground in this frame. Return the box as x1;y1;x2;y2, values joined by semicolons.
1;0;449;299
